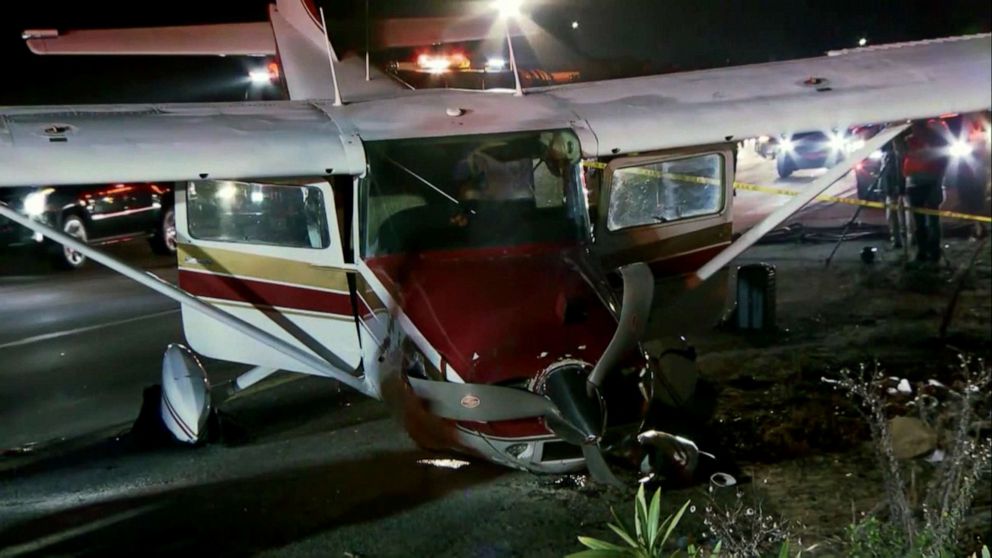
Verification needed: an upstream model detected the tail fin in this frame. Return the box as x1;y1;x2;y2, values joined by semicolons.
269;0;405;101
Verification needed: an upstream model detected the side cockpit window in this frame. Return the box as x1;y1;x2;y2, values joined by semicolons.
607;153;724;231
186;180;330;249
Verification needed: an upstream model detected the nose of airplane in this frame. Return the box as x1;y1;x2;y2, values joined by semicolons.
539;363;604;445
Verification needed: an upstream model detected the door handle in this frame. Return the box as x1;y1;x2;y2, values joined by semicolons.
184;256;213;265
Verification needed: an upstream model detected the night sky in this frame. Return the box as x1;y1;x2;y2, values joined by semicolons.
1;0;989;105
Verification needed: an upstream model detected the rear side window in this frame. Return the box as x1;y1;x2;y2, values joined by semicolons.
607;153;724;231
187;180;330;249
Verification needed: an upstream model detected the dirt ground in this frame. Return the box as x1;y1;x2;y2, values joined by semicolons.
621;231;992;555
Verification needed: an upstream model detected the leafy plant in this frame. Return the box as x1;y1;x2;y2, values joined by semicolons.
568;484;695;557
569;485;801;557
845;516;908;558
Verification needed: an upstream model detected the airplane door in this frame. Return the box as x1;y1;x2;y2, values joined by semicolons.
174;178;362;376
588;144;736;336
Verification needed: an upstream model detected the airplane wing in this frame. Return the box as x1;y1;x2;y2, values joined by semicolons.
0;103;364;186
545;34;992;157
1;34;989;188
23;23;277;56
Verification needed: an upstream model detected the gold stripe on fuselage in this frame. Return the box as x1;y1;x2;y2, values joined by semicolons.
177;244;351;293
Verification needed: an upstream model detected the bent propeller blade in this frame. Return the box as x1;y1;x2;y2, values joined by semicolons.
587;262;655;392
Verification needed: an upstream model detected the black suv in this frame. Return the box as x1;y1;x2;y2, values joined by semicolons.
0;183;175;269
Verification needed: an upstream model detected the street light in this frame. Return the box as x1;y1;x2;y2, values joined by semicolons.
858;37;868;47
494;0;523;20
493;0;524;96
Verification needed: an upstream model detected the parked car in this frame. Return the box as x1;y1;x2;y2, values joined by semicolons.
775;131;849;178
0;183;175;269
850;124;886;201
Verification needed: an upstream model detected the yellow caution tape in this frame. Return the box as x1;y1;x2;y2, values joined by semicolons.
581;160;991;224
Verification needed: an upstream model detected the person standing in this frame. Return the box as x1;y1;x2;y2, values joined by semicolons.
875;135;908;249
902;120;949;263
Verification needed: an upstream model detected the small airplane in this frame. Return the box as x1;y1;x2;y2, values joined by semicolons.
1;0;989;485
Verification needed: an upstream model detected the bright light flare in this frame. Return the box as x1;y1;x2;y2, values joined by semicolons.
869;150;884;160
248;69;271;85
417;53;469;74
485;56;506;71
828;133;847;152
858;37;868;47
22;189;53;217
571;21;580;29
416;458;470;470
948;139;973;159
216;183;238;201
494;0;523;19
419;55;451;74
779;138;796;153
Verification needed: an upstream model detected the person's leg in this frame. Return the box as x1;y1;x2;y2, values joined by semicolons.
926;182;945;262
886;195;903;248
906;183;929;262
896;195;908;250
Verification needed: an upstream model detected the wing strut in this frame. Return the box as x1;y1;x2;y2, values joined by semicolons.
695;123;910;281
0;201;374;398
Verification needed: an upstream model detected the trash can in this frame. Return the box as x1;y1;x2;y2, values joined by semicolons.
736;263;776;331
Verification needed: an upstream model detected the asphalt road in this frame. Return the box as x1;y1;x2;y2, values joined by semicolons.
0;244;250;452
0;152;986;556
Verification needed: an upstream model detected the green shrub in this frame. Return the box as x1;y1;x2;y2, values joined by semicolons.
568;484;696;557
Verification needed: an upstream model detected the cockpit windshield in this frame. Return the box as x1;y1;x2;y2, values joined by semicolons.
362;130;585;257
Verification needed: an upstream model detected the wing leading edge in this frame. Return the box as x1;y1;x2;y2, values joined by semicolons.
547;33;992;157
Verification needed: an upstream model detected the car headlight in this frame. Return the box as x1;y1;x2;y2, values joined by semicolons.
828;133;847;152
22;190;52;217
948;139;973;159
779;138;795;153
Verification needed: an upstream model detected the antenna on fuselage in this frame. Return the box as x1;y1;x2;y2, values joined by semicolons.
319;7;344;107
505;23;523;96
365;0;371;81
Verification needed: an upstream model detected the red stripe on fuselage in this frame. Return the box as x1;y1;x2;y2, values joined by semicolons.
648;244;730;277
178;270;353;316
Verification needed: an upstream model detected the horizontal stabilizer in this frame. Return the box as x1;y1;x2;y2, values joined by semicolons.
23;23;276;56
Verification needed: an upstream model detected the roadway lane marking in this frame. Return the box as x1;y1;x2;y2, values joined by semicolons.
0;309;179;350
0;504;157;557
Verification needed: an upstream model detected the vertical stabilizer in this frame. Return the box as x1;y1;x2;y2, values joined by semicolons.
270;0;402;101
270;0;337;100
